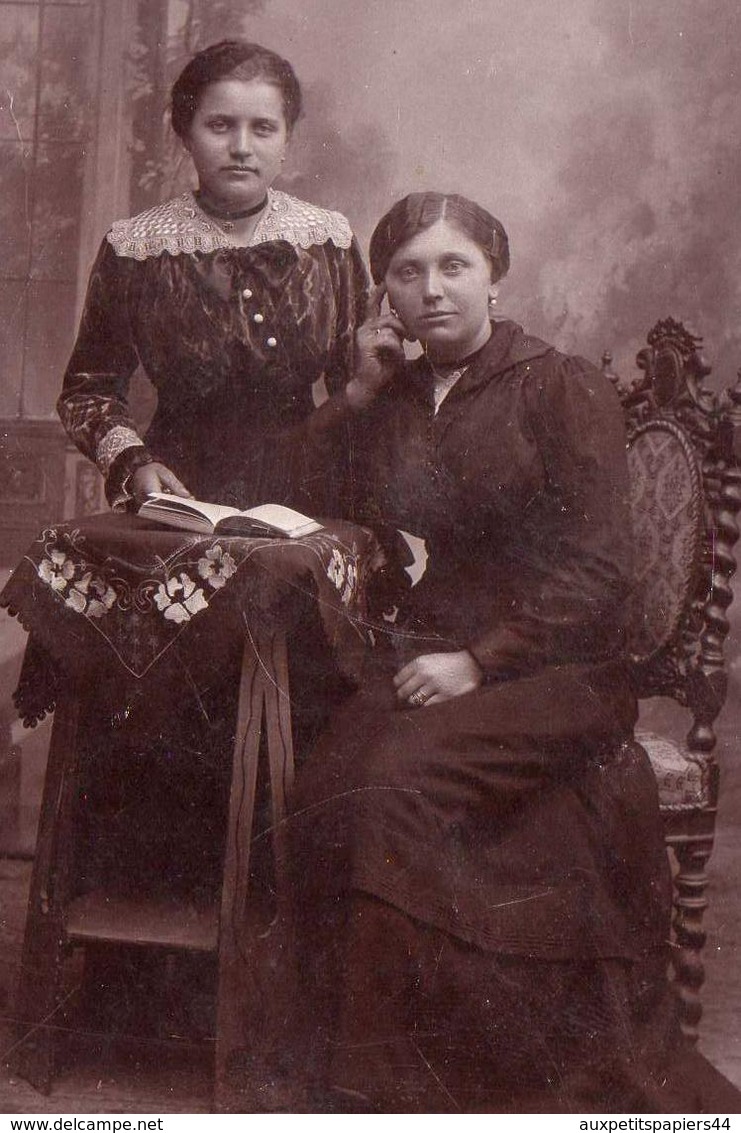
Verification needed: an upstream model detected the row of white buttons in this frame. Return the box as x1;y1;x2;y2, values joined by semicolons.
242;288;277;347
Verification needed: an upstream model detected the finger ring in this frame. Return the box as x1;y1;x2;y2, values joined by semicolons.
409;690;428;707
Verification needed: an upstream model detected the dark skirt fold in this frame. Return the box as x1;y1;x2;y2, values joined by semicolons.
288;661;669;961
279;659;703;1110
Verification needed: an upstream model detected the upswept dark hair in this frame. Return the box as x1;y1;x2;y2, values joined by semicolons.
170;40;303;138
369;192;510;284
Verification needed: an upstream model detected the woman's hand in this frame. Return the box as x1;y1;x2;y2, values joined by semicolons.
346;284;407;409
130;462;192;505
394;650;483;708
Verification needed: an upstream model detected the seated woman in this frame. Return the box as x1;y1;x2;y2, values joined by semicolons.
283;192;722;1112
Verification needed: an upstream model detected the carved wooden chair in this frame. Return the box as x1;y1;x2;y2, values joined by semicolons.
601;318;741;1040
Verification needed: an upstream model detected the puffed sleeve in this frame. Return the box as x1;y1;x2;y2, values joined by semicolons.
57;238;153;506
467;356;634;676
300;236;368;427
323;236;369;395
276;237;369;515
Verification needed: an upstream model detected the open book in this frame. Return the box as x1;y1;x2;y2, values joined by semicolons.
137;493;323;539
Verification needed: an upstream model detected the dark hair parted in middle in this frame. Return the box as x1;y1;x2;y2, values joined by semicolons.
369;192;510;285
170;40;303;139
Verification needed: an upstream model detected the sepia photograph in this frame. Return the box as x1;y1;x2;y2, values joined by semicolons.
1;0;740;1116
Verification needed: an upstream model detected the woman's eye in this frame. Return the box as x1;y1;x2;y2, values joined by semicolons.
254;122;277;136
443;261;465;274
207;119;229;132
398;267;419;281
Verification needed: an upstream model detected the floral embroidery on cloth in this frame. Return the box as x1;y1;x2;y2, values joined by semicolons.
35;534;224;627
153;573;209;624
197;544;238;590
326;547;358;606
8;517;376;690
37;542;118;619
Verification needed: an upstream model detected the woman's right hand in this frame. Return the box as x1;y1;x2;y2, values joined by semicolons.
130;462;192;505
346;284;407;409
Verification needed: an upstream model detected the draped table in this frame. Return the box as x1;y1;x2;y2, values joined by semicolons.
0;512;378;1107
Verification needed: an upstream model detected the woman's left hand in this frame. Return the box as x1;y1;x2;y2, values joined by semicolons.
394;650;483;708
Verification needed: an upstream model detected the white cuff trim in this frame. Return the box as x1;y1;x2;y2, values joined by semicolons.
96;427;144;476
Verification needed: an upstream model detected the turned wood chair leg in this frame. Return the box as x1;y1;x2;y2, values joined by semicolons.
670;836;713;1043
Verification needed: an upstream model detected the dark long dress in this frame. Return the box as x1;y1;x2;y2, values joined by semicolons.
282;321;716;1112
52;190;368;936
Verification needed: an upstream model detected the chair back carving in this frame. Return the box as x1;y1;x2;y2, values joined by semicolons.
603;319;741;767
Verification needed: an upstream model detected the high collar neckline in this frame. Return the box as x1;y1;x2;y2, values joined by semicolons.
413;320;552;389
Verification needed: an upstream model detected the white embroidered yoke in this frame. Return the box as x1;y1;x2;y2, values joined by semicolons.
107;189;353;260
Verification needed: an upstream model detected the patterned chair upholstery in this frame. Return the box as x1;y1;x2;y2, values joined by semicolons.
602;319;741;1040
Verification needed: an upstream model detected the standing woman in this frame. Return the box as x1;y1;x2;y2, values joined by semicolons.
51;43;368;962
58;39;367;516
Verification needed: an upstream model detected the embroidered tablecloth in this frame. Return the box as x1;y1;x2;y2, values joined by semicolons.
0;513;377;726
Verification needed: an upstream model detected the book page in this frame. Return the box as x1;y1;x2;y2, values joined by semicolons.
242;503;322;535
141;493;242;529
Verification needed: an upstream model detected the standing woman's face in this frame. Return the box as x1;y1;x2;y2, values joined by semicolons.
385;219;498;363
184;78;289;209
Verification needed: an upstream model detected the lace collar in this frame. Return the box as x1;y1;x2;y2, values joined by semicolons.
107;189;353;260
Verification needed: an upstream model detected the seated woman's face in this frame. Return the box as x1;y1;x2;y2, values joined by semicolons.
385;219;498;362
184;78;288;209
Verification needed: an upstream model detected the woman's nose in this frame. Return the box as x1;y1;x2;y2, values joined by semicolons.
230;126;253;157
422;269;445;301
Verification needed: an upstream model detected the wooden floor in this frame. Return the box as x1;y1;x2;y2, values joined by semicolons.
1;718;740;1113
